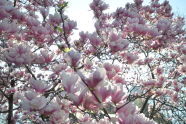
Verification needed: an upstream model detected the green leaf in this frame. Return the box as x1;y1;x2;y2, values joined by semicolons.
58;2;68;9
56;26;63;33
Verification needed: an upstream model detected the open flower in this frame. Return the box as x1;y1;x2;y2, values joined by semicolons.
60;71;79;93
86;68;106;88
29;78;51;93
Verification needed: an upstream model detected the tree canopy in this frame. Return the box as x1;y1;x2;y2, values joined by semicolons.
0;0;185;123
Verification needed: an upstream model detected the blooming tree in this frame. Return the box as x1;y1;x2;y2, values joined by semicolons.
0;0;185;123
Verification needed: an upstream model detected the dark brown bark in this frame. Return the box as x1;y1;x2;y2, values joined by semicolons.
7;79;15;124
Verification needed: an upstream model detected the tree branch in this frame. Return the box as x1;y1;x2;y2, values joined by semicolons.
7;79;15;124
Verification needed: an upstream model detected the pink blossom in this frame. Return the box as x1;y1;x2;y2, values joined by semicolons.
109;33;120;41
120;52;138;64
88;32;102;46
6;88;16;94
118;103;156;124
49;110;69;123
178;55;186;64
157;18;171;31
172;93;179;102
113;75;125;84
109;36;129;52
24;91;38;101
110;87;124;104
29;96;48;110
52;63;67;74
178;65;186;74
119;113;157;124
90;0;109;17
60;71;79;93
79;31;88;43
49;13;61;25
64;20;77;34
117;103;138;117
84;58;93;69
21;92;48;111
0;8;9;19
95;86;111;102
127;17;139;24
143;80;156;87
0;21;19;34
127;23;149;35
29;78;51;93
34;49;53;64
88;68;106;88
178;45;186;54
4;44;34;65
155;67;164;75
85;69;105;88
42;102;61;115
83;95;100;110
69;91;85;106
65;50;81;67
26;17;40;27
85;45;97;54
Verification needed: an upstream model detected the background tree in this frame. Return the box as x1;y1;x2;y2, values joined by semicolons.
0;0;185;123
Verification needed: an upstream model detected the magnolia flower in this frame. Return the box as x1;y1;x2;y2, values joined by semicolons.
49;13;61;24
172;93;179;102
65;50;81;67
110;87;124;104
127;23;149;35
86;68;106;88
178;55;186;64
29;78;51;93
24;90;38;101
83;95;100;110
120;52;138;64
79;31;88;42
117;103;138;117
29;96;48;110
50;110;69;123
21;91;48;111
52;63;67;74
64;20;77;34
104;63;121;80
4;44;34;65
113;75;125;84
69;93;84;106
33;50;52;64
120;113;157;124
85;45;97;54
93;68;106;82
143;80;156;87
179;44;186;54
178;65;186;74
127;17;139;24
6;88;16;94
42;102;61;115
84;58;93;69
157;18;171;31
95;86;111;102
109;38;129;52
88;32;102;46
78;113;92;123
26;17;40;27
60;71;79;93
155;67;164;75
90;0;109;17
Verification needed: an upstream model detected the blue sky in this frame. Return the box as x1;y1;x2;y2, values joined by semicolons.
66;0;186;37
